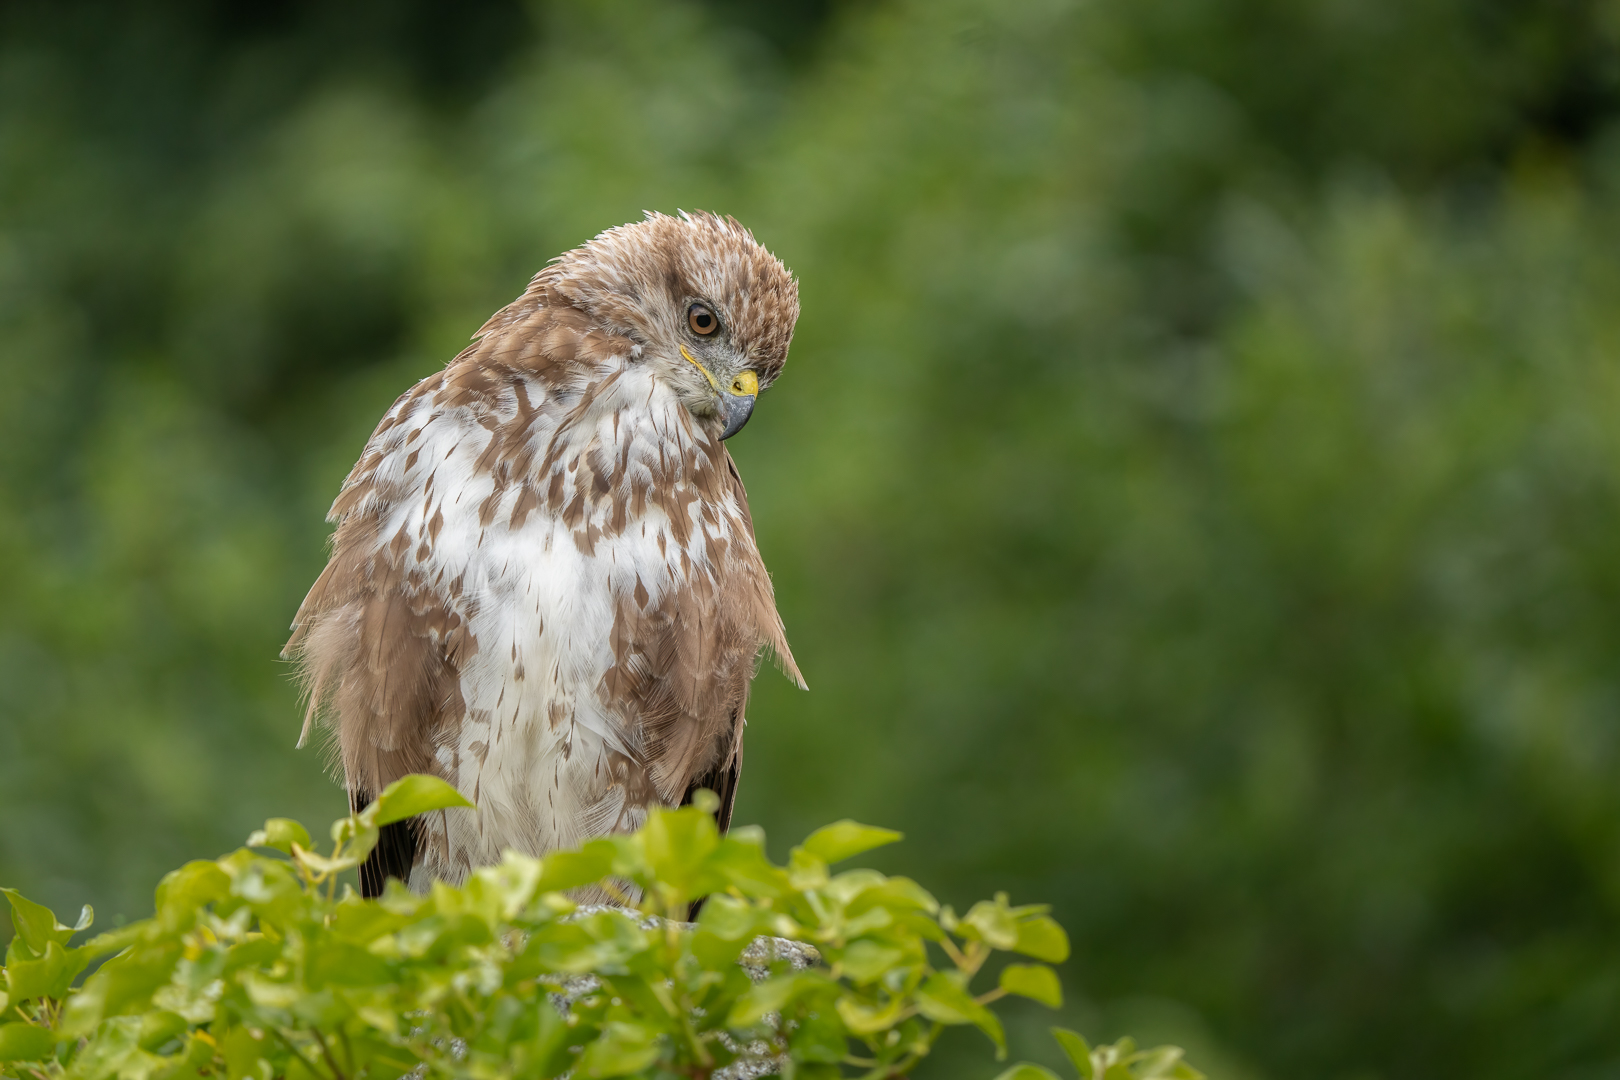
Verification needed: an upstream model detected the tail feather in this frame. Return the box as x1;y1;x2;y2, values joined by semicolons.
682;726;743;921
352;788;420;898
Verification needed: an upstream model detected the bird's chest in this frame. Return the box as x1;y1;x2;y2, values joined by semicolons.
406;395;759;871
416;383;757;760
465;501;741;708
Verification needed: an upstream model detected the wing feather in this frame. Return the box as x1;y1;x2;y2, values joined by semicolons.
284;371;481;893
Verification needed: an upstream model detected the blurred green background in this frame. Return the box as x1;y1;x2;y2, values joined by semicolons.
5;0;1620;1075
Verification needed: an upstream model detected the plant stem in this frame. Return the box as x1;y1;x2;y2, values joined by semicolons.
938;937;970;970
308;1026;349;1080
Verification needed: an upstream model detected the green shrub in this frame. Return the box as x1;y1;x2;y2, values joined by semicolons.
1;776;1199;1080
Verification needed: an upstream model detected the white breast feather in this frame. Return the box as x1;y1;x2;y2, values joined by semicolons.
353;360;747;885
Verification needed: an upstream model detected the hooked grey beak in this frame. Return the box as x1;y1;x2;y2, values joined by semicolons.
678;345;760;441
718;392;756;440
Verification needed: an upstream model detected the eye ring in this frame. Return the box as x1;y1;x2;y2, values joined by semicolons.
687;302;719;336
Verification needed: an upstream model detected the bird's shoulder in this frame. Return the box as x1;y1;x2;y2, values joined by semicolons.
326;301;636;527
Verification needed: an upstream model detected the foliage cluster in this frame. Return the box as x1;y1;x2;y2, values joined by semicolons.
2;778;1197;1080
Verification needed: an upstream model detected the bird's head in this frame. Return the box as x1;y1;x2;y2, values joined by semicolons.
540;210;799;441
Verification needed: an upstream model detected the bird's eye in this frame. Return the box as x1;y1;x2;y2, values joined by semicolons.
688;303;719;336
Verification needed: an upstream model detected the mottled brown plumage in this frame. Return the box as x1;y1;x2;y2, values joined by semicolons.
285;212;801;895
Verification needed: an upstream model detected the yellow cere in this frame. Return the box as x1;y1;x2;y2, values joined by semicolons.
680;344;758;398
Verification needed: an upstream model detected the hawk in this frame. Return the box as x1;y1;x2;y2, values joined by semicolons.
284;211;803;897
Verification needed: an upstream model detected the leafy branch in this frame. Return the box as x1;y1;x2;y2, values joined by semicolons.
1;776;1201;1080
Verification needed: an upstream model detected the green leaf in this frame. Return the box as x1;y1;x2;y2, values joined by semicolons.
246;818;312;855
1014;916;1071;963
798;820;903;864
840;905;894;937
366;774;475;826
154;861;231;927
574;1021;662;1078
328;900;410;946
307;940;394;988
1052;1028;1096;1079
689;928;749;968
74;1016;142;1078
342;1032;419;1080
468;851;544;919
97;941;185;1016
787;1008;848;1064
727;972;830;1027
224;936;283;973
330;813;363;845
57;973;105;1037
0;1022;55;1062
960;896;1020;950
822;868;888;906
787;1066;843;1080
534;844;617;894
341;821;382;867
991;1066;1064;1080
915;971;1006;1058
137;1010;189;1052
1050;1033;1201;1080
839;939;904;984
728;823;766;846
77;923;144;960
787;848;829;891
914;971;980;1025
1124;1045;1203;1079
2;888;82;953
708;837;790;898
844;876;939;917
4;939;85;1001
225;858;305;926
834;992;907;1034
1000;963;1063;1007
641;804;720;890
220;1025;272;1080
291;987;351;1027
598;833;651;882
292;848;362;875
696;893;759;941
153;1033;216;1080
